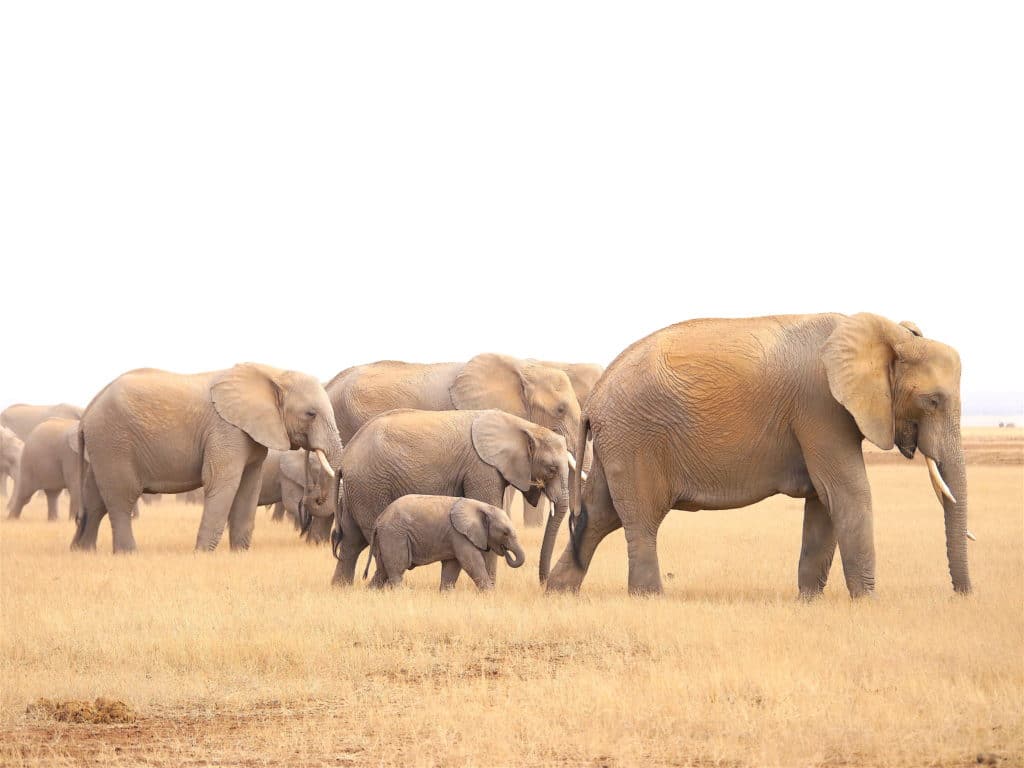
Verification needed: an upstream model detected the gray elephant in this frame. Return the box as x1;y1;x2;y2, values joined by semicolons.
326;354;582;451
543;313;973;598
7;418;82;521
258;448;333;543
320;408;573;586
363;495;525;590
71;363;343;553
513;361;603;526
1;403;83;440
0;426;23;499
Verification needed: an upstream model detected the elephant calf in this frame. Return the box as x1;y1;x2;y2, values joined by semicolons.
364;495;525;590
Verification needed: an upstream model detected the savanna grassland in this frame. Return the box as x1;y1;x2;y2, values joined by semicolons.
1;430;1022;767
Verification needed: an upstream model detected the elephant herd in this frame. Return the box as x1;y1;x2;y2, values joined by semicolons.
2;312;974;597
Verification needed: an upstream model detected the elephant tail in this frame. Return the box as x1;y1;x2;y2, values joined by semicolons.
362;527;377;580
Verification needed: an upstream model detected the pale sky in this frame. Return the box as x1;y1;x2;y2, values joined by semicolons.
2;3;1021;415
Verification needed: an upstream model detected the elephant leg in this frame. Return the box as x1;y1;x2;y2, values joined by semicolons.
522;494;546;528
331;514;368;586
70;469;107;551
227;461;262;551
804;449;876;598
1;474;7;497
271;501;286;522
130;503;140;519
546;459;622;593
196;465;244;552
484;550;498;585
798;496;837;599
457;549;494;591
439;559;461;590
45;490;60;521
103;491;139;553
6;484;33;519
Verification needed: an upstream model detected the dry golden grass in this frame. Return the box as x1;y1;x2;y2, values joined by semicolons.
1;453;1022;766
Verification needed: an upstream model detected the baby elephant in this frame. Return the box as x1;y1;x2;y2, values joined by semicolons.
364;495;526;590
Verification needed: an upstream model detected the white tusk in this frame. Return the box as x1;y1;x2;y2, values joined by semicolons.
566;453;577;472
581;470;588;482
925;456;956;504
966;530;977;542
315;449;335;478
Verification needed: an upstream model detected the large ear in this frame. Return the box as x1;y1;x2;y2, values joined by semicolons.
471;410;534;493
449;499;488;550
66;426;80;455
451;354;528;417
822;314;912;451
211;363;292;451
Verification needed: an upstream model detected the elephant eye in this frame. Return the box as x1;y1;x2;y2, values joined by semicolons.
917;393;943;412
556;403;567;416
305;409;317;419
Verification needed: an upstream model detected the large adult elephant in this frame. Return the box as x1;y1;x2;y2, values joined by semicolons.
7;418;83;521
1;426;25;500
258;449;334;543
1;403;83;440
326;354;582;449
320;408;572;586
514;362;603;526
543;313;973;598
71;363;343;553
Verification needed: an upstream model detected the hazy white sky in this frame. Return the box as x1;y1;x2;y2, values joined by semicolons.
2;3;1021;411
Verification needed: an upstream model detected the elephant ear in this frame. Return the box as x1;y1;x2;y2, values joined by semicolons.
899;320;924;337
449;499;488;551
66;426;81;456
471;410;534;494
822;314;909;451
211;364;292;451
278;451;309;485
450;354;528;417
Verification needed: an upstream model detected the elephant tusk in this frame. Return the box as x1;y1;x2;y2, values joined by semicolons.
966;529;977;542
315;449;335;478
566;453;577;473
925;456;956;504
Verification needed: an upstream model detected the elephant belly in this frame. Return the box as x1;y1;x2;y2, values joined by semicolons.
670;455;813;511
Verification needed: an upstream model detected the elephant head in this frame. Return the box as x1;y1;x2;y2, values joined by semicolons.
211;363;344;474
450;498;526;568
470;409;571;577
822;313;971;593
452;354;582;457
0;426;23;483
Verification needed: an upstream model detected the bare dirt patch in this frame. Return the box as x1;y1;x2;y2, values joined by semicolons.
25;697;136;724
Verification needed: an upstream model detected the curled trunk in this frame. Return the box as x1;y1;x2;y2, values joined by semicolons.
504;540;525;568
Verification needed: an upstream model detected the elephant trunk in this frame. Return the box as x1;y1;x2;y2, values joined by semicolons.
539;465;570;582
932;432;971;594
504;540;525;568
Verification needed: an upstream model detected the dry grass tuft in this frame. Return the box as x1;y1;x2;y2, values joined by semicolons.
25;697;136;724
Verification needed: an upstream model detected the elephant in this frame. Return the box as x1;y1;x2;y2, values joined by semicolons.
257;448;334;543
321;408;572;587
71;363;343;553
326;354;582;451
7;418;82;521
0;426;23;499
1;403;83;440
543;313;973;598
513;361;603;526
363;495;526;590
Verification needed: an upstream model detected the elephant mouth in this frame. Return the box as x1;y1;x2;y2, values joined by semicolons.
896;420;919;460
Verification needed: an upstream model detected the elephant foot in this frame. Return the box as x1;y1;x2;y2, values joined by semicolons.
797;588;824;602
544;567;584;594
